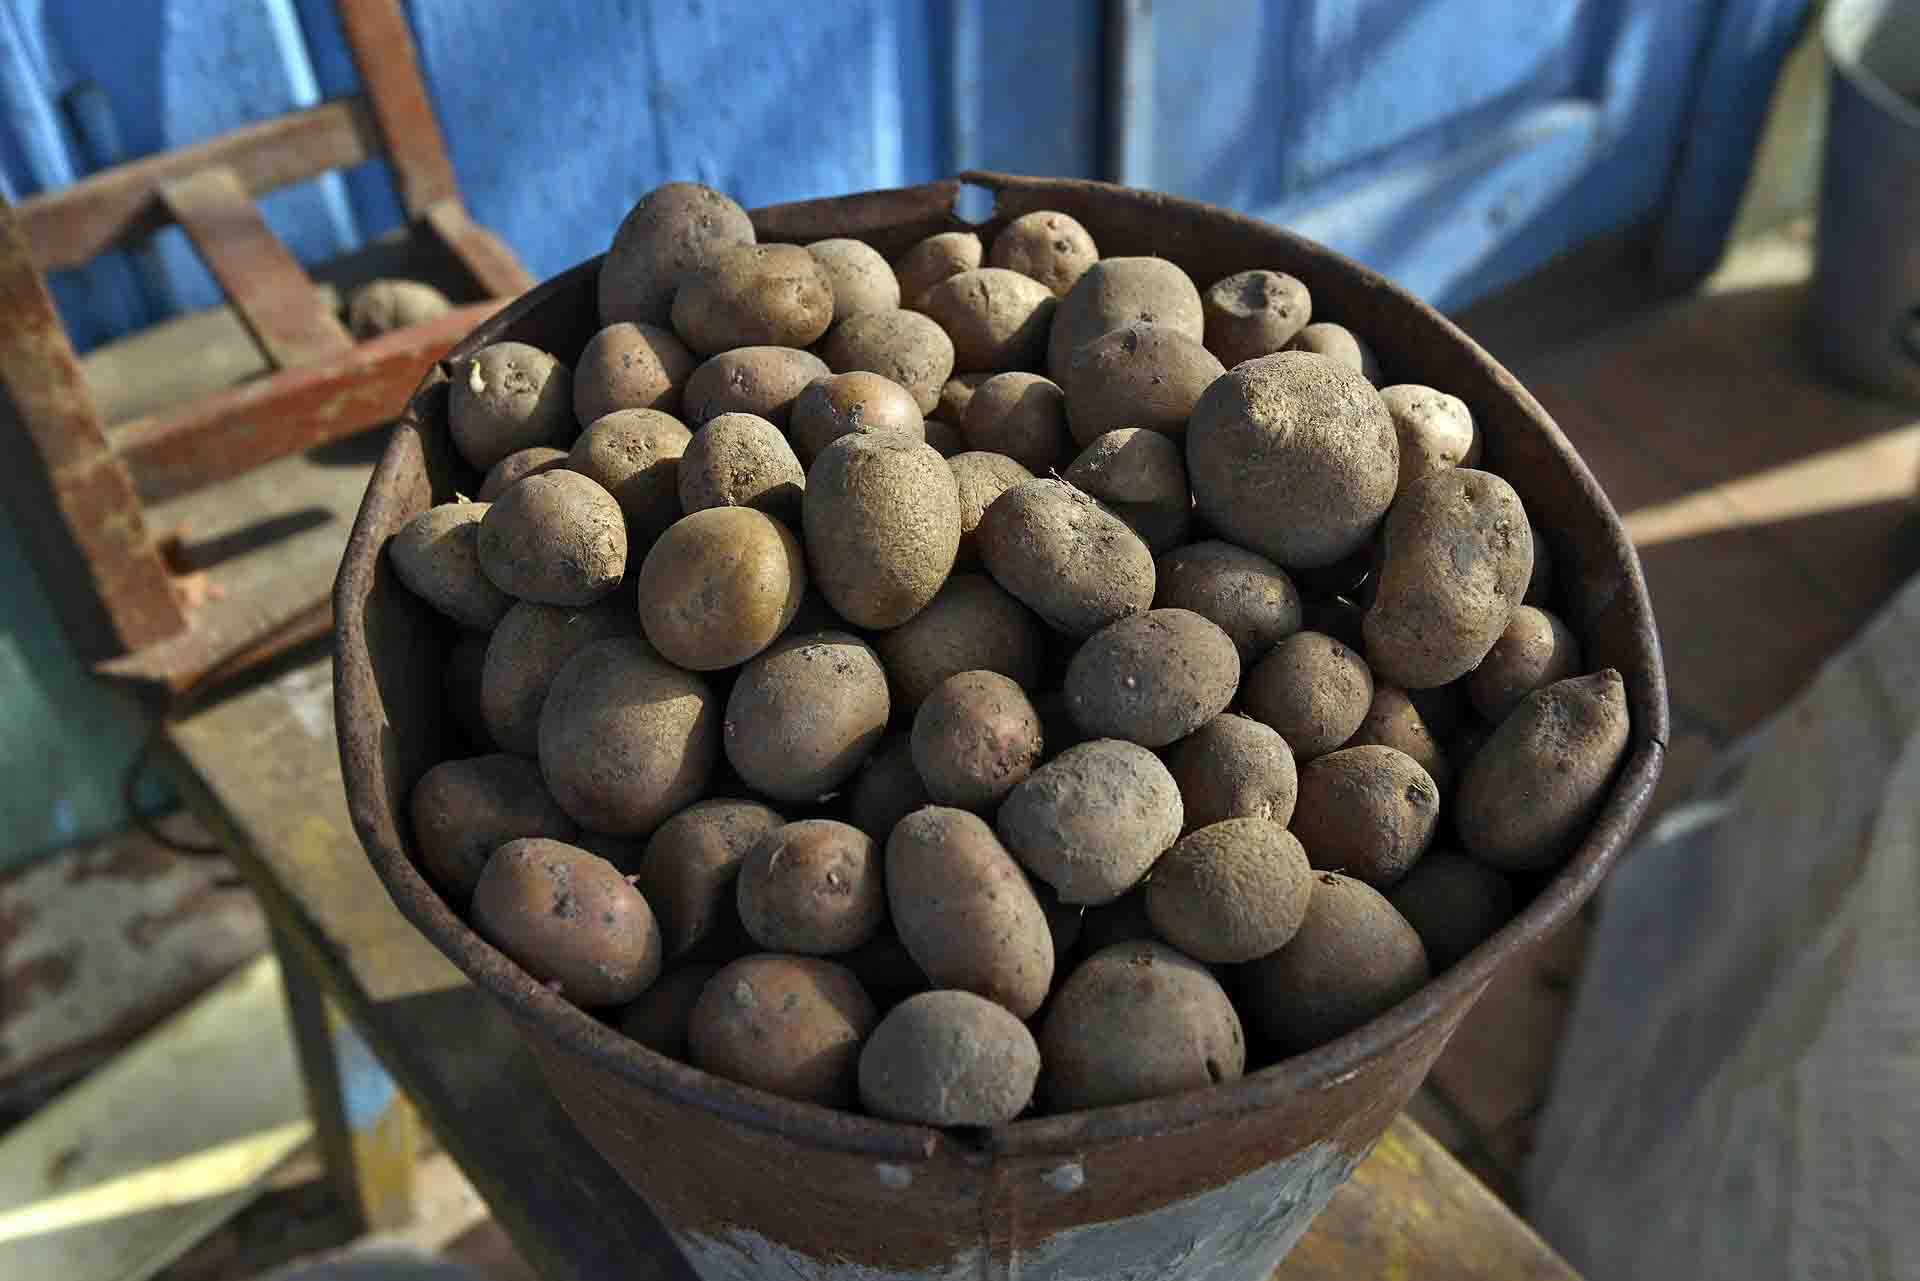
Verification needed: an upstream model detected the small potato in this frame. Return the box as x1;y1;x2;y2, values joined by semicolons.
1456;670;1630;871
637;508;806;669
477;446;568;502
1237;872;1428;1055
960;372;1073;473
789;371;925;465
1047;257;1204;383
671;243;835;356
636;798;784;960
618;963;719;1057
976;479;1156;638
806;238;901;321
987;210;1098;298
472;838;662;1007
538;637;719;835
737;819;884;955
1387;851;1514;971
860;990;1040;1126
997;739;1183;905
574;322;695;424
346;277;450;338
481;600;639;756
688;955;876;1105
1346;684;1454;794
1291;745;1439;886
391;502;513;629
1065;323;1225;445
803;432;960;629
1242;631;1374;760
409;754;577;902
1153;540;1302;665
948;452;1034;569
886;807;1054;1017
873;573;1046;712
1466;606;1581;724
938;371;993;423
478;471;626;606
1202;269;1311;368
1166;713;1298;831
677;412;804;523
444;631;493;751
822;309;956;414
724;631;890;803
893;231;982;306
1380;385;1475;493
1062;428;1192;553
1066;609;1239;748
911;671;1043;810
917;268;1057;372
843;933;931;1010
921;418;963;457
683;346;830;428
1076;888;1155;956
846;736;930;843
1147;819;1313;963
1041;942;1245;1111
449;342;574;470
1362;468;1533;689
568;409;691;552
600;182;756;327
1287;322;1381;383
1187;351;1398;569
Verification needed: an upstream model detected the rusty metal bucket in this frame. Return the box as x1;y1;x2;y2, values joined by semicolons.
334;173;1668;1280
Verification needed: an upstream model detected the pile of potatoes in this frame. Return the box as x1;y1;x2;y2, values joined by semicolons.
389;181;1632;1128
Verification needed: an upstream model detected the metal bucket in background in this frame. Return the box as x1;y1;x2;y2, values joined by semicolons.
1814;0;1920;403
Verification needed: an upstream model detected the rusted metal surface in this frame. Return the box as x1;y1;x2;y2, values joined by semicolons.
337;176;1663;1278
158;168;355;372
424;199;536;301
337;0;461;219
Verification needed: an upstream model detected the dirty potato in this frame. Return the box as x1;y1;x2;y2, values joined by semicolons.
635;798;785;960
477;471;627;606
682;346;831;429
687;955;876;1105
409;753;578;902
893;231;983;306
1380;384;1475;494
676;412;805;524
1065;609;1239;748
997;739;1183;905
917;268;1058;372
1202;269;1312;367
822;309;956;414
1287;321;1381;384
449;342;575;470
873;573;1047;712
1386;850;1514;971
472;838;662;1007
960;372;1074;473
1047;257;1204;383
1241;630;1375;760
599;181;755;327
948;451;1035;570
1061;427;1193;553
723;631;890;803
1464;606;1582;724
1146;818;1313;963
859;990;1041;1125
1152;540;1302;665
987;209;1099;297
1064;323;1224;445
391;502;513;630
1165;713;1298;831
568;409;692;551
671;243;836;355
910;671;1044;810
1345;684;1454;795
975;479;1156;638
574;322;695;424
1290;745;1439;886
737;819;885;955
481;600;639;756
803;432;960;628
789;371;926;465
637;507;806;670
477;446;568;502
807;238;902;321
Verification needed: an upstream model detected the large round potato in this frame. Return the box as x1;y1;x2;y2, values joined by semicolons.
1065;609;1239;747
975;479;1156;638
409;754;577;902
960;373;1073;473
1152;540;1302;665
682;347;830;429
948;451;1034;569
873;573;1047;712
789;371;925;465
1146;818;1313;963
997;739;1183;905
567;409;691;552
671;243;835;355
391;502;513;630
859;990;1040;1125
637;508;806;670
1047;257;1204;383
1202;269;1312;367
806;238;901;321
987;209;1098;297
676;412;804;524
723;631;890;803
803;432;960;629
574;322;694;424
822;309;955;414
477;471;626;606
910;671;1043;810
1165;713;1298;831
1290;745;1439;886
1064;323;1224;444
688;955;876;1105
917;268;1057;372
635;798;784;960
472;839;662;1008
449;342;574;470
737;820;885;955
599;182;755;327
481;600;638;756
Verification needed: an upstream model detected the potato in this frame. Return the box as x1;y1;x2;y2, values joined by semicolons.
917;268;1057;372
893;231;982;306
618;963;719;1057
724;630;890;803
997;739;1182;905
1387;851;1514;971
859;990;1040;1125
409;754;577;902
948;451;1034;570
636;798;784;960
1187;351;1398;569
443;631;493;750
976;479;1156;638
843;932;930;1010
1291;746;1439;887
1380;385;1475;494
886;807;1054;1017
481;600;639;756
449;342;574;470
574;322;695;424
1065;609;1239;748
1346;684;1454;794
987;209;1099;298
478;471;626;606
391;502;513;629
789;371;925;465
1065;323;1225;445
1062;428;1192;553
822;309;955;414
477;446;568;502
1047;257;1204;383
1040;942;1244;1111
1456;670;1630;871
1362;468;1533;689
872;573;1046;712
1152;540;1302;665
671;243;835;356
567;409;691;551
346;277;450;338
938;371;993;423
846;735;930;843
1165;713;1298;831
472;838;662;1007
1076;888;1155;956
637;508;805;670
599;181;756;328
911;671;1043;810
1237;872;1428;1055
1524;522;1555;607
921;418;963;457
1242;630;1374;760
1287;322;1381;383
1147;819;1313;963
688;955;876;1105
806;238;901;321
683;346;831;428
803;432;960;628
1202;269;1312;368
1466;606;1581;724
737;819;885;955
677;412;804;523
960;372;1073;472
538;637;719;834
